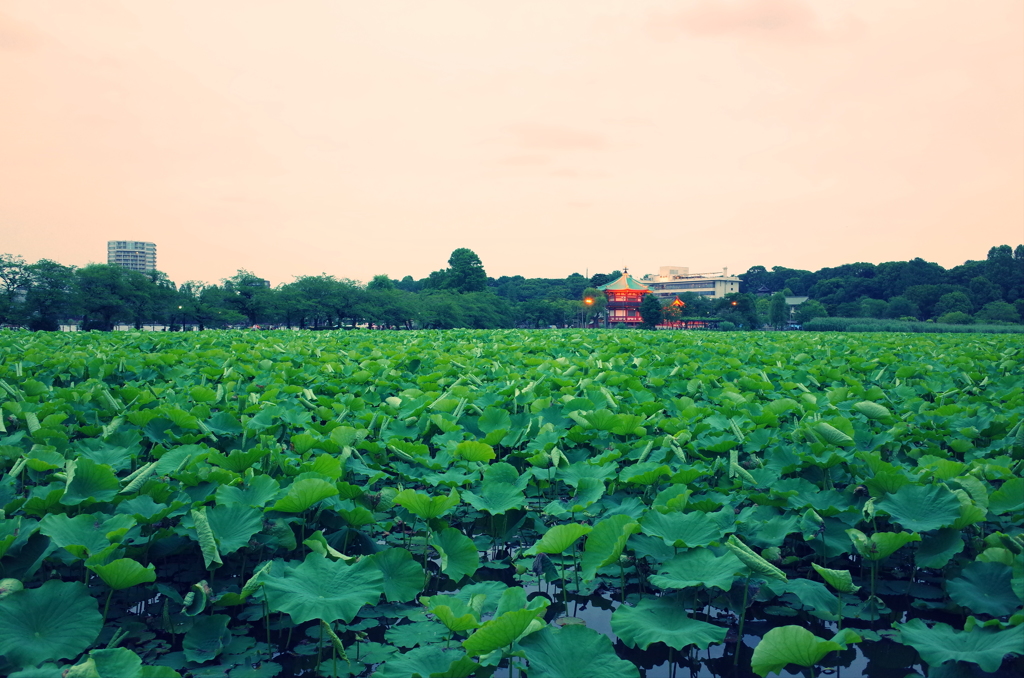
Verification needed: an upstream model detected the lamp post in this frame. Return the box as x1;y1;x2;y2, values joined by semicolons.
177;305;183;332
583;297;593;328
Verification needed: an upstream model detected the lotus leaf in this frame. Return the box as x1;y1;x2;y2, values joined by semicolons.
373;645;478;678
454;441;495;462
372;548;425;602
395;488;460;520
461;483;525;515
206;504;263;555
916;527;965;569
519;624;640;678
430;527;480;582
988;477;1024;515
182;614;231;663
0;580;102;668
649;547;742;591
65;647;182;678
641;511;725;549
946;561;1019;617
89;558;156;590
846;529;920;560
611;596;727;650
421;595;481;633
750;626;860;677
895;618;1024;672
268;478;339;513
810;563;860;594
462;607;546;657
61;458;120;505
581;514;641;581
876;483;961;532
263;553;383;624
385;620;448;648
528;523;592;555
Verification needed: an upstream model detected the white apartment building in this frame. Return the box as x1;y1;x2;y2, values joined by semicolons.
107;241;157;272
641;265;741;300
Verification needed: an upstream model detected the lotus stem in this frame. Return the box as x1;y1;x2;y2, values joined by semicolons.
733;575;750;667
102;588;114;627
316;621;323;676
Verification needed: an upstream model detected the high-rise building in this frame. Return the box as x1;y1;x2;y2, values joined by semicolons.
107;241;157;272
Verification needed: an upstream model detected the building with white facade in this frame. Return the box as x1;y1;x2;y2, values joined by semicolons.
641;266;741;300
107;241;157;272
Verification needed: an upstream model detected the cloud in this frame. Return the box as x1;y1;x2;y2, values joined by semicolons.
649;0;822;41
498;154;550;166
508;123;607;150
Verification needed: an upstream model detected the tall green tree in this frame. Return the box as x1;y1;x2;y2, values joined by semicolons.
0;254;29;325
25;260;77;331
768;292;789;328
581;287;607;326
638;292;663;330
445;248;488;293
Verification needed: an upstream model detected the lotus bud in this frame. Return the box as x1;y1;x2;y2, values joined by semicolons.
0;578;22;599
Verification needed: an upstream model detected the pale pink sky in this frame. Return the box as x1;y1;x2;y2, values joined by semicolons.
1;0;1022;286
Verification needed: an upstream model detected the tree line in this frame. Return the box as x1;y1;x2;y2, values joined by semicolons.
0;245;1021;331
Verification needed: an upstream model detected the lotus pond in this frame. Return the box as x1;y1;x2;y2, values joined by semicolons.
0;329;1021;678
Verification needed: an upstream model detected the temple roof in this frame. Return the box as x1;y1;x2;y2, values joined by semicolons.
598;273;650;292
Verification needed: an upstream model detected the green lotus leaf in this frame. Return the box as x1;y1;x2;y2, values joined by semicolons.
0;579;23;599
876;484;961;532
263;553;383;624
190;507;222;569
430;528;480;582
462;608;545;657
373;645;478;678
611;596;727;650
852;401;893;422
916;527;965;569
371;548;425;602
65;647;182;678
206;447;267;473
182;614;231;664
642;511;725;549
461;483;525;516
215;474;281;508
725;535;788;580
395;488;460;520
421;595;481;633
946;561;1019;618
302;530;350;561
895;618;1024;673
61;458;120;505
0;580;102;669
528;523;593;555
581;514;641;581
811;563;860;594
783;579;841;621
385;621;448;649
565;477;604;513
988;477;1024;515
812;422;853;447
519;624;640;678
649;547;743;591
38;513;113;560
454;441;495;462
751;626;859;677
204;504;263;555
268;478;339;513
620;463;672;486
89;558;156;590
846;529;920;561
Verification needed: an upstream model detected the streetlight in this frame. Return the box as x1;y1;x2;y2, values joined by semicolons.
177;305;183;332
583;297;593;328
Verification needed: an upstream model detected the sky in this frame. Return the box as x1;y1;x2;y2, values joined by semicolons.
1;0;1022;287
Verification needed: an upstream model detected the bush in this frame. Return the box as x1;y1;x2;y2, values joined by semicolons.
974;301;1021;324
718;321;736;331
802;317;1024;334
936;312;973;325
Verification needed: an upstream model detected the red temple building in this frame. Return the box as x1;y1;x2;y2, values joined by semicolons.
598;270;651;326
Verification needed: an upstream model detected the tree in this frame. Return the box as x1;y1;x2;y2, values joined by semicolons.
718;293;759;329
794;299;828;324
860;298;888;318
589;271;620;288
885;296;920;320
24;260;77;331
638;292;663;329
367;274;395;291
77;264;133;330
445;248;487;293
768;292;788;328
968;276;1003;307
933;291;972;318
222;270;274;326
974;301;1021;324
936;312;973;325
0;254;29;325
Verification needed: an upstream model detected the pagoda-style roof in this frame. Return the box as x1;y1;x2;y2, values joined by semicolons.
597;273;650;292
